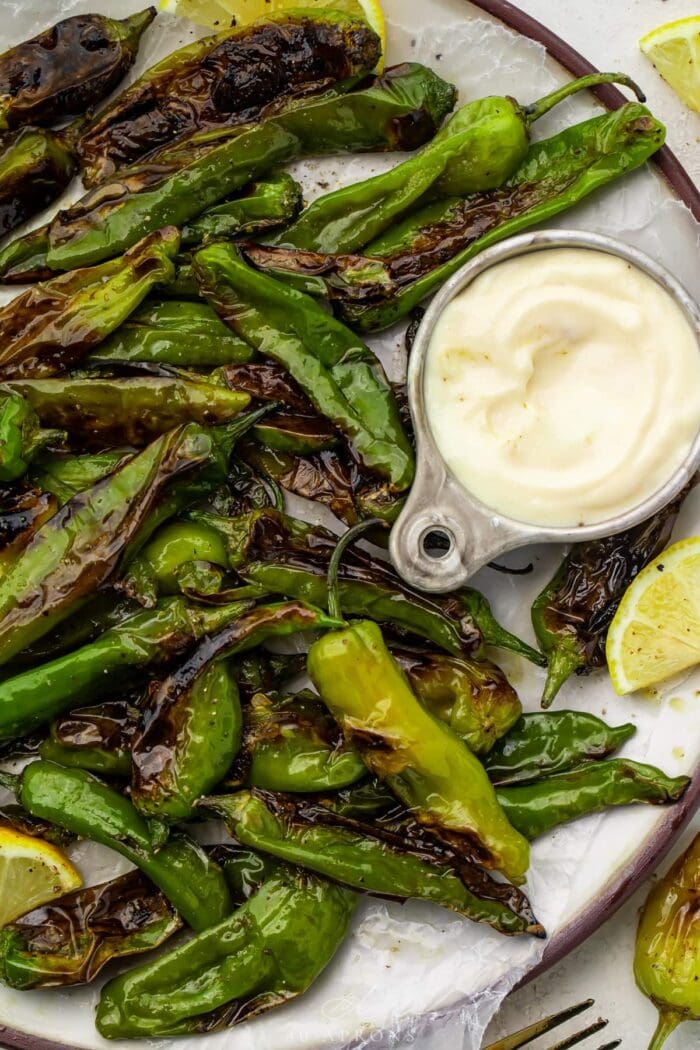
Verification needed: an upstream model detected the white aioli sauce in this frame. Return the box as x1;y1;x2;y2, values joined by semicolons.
425;247;700;527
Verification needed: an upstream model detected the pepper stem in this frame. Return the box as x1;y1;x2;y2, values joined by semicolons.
328;519;387;622
648;1010;681;1050
524;72;646;125
541;648;585;709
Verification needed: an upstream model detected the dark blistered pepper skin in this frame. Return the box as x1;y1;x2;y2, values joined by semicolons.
0;9;156;129
12;760;233;932
0;127;75;239
46;64;456;270
496;759;690;840
78;14;382;185
532;490;687;707
96;868;356;1039
207;790;542;937
0;227;180;380
484;711;636;785
0;870;182;989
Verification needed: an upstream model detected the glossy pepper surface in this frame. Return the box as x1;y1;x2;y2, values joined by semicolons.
0;222;52;284
47;64;455;270
0;9;155;129
0;870;182;989
484;711;636;785
0;391;62;483
532;492;687;706
131;602;340;821
270;72;644;254
496;759;689;840
31;450;130;505
195;242;414;490
41;700;137;778
182;173;303;246
96;868;356;1038
634;835;700;1050
4;761;232;932
0;126;75;239
0;227;179;380
78;12;382;184
208;790;542;936
4;377;251;447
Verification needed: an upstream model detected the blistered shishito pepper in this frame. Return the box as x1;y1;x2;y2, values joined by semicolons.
181;173;303;246
0;227;180;380
87;299;255;369
307;521;530;882
96;868;356;1039
0;126;76;239
207;790;542;936
392;646;522;754
0;9;155;129
78;13;383;184
31;450;131;505
0;391;63;483
233;691;366;793
0;870;182;989
532;492;687;706
247;105;666;333
271;72;644;254
0;223;52;284
0;761;232;932
496;760;689;840
635;835;700;1050
47;64;456;270
195;243;415;491
131;602;341;821
3;377;251;447
484;711;636;786
0;596;252;743
140;520;230;594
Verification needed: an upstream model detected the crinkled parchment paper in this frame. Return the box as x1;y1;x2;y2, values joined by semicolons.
0;2;698;1048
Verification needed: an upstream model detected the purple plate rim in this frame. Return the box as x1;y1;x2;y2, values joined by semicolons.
1;1;700;1047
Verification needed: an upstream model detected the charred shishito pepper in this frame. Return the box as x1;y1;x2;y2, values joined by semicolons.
41;700;138;778
0;9;155;130
635;835;700;1050
0;761;233;932
0;227;180;380
532;489;688;706
306;521;530;883
0;390;63;483
0;125;76;240
78;13;383;185
270;72;645;255
96;868;356;1039
46;64;456;271
0;870;182;989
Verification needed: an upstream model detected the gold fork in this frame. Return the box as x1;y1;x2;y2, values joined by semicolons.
484;999;621;1050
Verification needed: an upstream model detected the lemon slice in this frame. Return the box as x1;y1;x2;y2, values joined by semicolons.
606;537;700;696
161;0;385;67
640;17;700;113
0;827;82;927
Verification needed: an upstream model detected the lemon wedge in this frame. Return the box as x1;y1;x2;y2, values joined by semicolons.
640;17;700;113
606;536;700;696
0;827;82;927
161;0;386;69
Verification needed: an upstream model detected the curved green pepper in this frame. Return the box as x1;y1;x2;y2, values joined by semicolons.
96;868;356;1038
635;835;700;1049
2;761;232;932
140;520;230;593
31;450;130;505
0;126;76;240
0;391;63;483
0;223;52;285
39;736;132;778
182;173;303;246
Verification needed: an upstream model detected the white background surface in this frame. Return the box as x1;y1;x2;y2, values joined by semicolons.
421;2;700;1049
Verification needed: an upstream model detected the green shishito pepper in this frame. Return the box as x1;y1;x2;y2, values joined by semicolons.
46;64;456;271
131;601;341;821
270;72;644;254
483;711;637;786
0;869;182;989
532;493;686;707
182;173;303;246
96;868;356;1039
0;227;180;380
87;299;256;369
3;377;251;447
307;521;530;883
0;761;232;932
41;700;137;779
247;104;666;332
207;790;543;937
0;222;52;284
31;450;131;505
635;835;700;1050
0;390;63;483
0;126;76;240
496;760;690;840
194;243;414;491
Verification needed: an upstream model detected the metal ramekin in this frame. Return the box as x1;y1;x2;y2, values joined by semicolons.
390;229;700;593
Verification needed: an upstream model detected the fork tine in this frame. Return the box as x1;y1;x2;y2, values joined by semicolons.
545;1018;609;1050
484;1000;595;1050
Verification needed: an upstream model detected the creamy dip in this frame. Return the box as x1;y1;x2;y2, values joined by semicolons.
424;247;700;527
